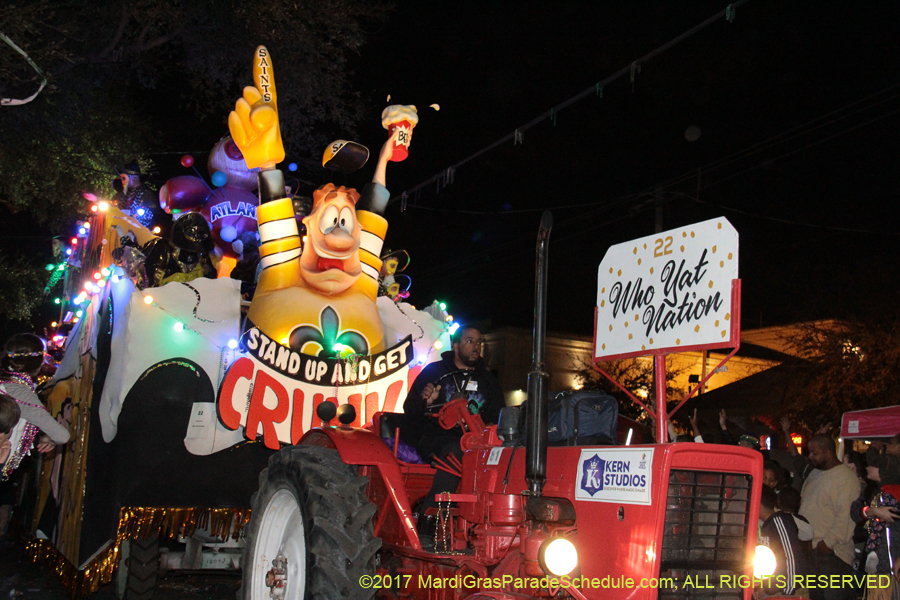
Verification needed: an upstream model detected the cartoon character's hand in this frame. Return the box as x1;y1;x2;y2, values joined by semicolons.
372;128;402;188
228;46;285;170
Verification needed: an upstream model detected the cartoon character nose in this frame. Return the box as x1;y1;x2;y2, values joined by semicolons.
322;228;355;251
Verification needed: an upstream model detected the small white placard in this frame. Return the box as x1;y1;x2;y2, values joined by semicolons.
848;420;859;434
487;447;504;465
575;448;653;505
186;403;215;440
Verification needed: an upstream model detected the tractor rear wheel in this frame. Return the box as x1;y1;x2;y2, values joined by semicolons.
116;535;159;600
240;445;380;600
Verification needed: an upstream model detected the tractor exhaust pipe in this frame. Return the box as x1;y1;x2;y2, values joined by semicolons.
525;211;552;497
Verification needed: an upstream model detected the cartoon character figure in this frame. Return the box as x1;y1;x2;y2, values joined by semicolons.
228;46;399;356
159;136;261;277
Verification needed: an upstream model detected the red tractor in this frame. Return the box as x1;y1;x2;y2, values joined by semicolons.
239;213;765;600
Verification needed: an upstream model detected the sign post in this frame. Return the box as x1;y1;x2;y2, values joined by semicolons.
592;217;741;442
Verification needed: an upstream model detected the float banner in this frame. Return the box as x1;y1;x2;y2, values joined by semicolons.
575;448;654;505
216;331;415;449
595;217;738;361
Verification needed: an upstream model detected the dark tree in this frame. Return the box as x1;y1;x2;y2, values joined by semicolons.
781;314;900;424
0;0;392;225
0;254;46;323
0;0;391;327
574;356;689;425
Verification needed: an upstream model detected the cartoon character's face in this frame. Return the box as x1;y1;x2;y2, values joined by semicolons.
300;190;361;294
208;136;259;191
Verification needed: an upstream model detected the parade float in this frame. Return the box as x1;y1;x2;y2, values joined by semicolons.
206;46;768;600
27;46;449;598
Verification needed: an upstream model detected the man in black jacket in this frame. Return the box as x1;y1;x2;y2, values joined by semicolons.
401;325;503;544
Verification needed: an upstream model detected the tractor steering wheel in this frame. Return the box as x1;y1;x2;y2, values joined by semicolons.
424;369;473;414
436;396;471;430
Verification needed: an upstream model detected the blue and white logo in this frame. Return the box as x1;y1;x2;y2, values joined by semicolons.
580;454;606;496
575;448;653;505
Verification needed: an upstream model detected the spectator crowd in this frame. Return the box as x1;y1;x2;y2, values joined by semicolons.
677;409;900;600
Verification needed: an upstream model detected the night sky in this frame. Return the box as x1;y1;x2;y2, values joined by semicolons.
155;1;900;336
340;1;900;336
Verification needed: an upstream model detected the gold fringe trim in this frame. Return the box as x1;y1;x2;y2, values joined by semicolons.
26;506;252;598
117;506;252;541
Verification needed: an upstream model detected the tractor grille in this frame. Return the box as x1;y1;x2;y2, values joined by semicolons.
658;469;752;599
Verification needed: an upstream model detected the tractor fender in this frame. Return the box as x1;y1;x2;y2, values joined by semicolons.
299;426;394;465
299;426;421;549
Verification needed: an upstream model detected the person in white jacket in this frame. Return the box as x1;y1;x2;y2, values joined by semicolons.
0;333;70;477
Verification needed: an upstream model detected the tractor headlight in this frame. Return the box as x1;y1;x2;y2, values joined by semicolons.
753;545;776;578
539;537;578;577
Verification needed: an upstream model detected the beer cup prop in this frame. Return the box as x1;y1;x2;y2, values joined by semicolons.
381;105;419;162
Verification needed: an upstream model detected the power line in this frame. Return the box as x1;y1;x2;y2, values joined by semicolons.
705;86;900;174
659;81;900;192
400;81;900;221
407;93;900;282
688;193;900;236
387;0;752;208
696;106;900;193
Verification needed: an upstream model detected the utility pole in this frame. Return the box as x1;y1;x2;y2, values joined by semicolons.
653;185;665;439
700;349;708;394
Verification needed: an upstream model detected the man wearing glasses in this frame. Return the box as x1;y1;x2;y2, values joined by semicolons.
401;325;503;547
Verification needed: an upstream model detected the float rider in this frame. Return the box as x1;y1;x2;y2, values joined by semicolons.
401;325;504;546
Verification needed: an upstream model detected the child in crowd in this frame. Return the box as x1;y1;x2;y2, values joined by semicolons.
758;486;812;597
775;486;814;543
763;460;785;490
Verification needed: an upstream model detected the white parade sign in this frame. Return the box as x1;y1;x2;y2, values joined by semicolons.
594;217;738;361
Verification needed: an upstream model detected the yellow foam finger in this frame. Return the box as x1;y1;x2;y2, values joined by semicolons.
250;105;277;132
243;85;262;106
228;112;248;147
234;97;253;137
252;46;277;108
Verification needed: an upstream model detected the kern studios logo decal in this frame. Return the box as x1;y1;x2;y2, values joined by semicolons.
576;449;653;505
581;454;606;496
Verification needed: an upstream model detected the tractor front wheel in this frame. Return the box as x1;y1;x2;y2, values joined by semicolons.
240;445;380;600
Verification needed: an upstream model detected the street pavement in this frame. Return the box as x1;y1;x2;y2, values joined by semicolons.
0;535;240;599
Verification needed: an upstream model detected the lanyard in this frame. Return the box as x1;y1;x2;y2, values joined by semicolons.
451;372;473;398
